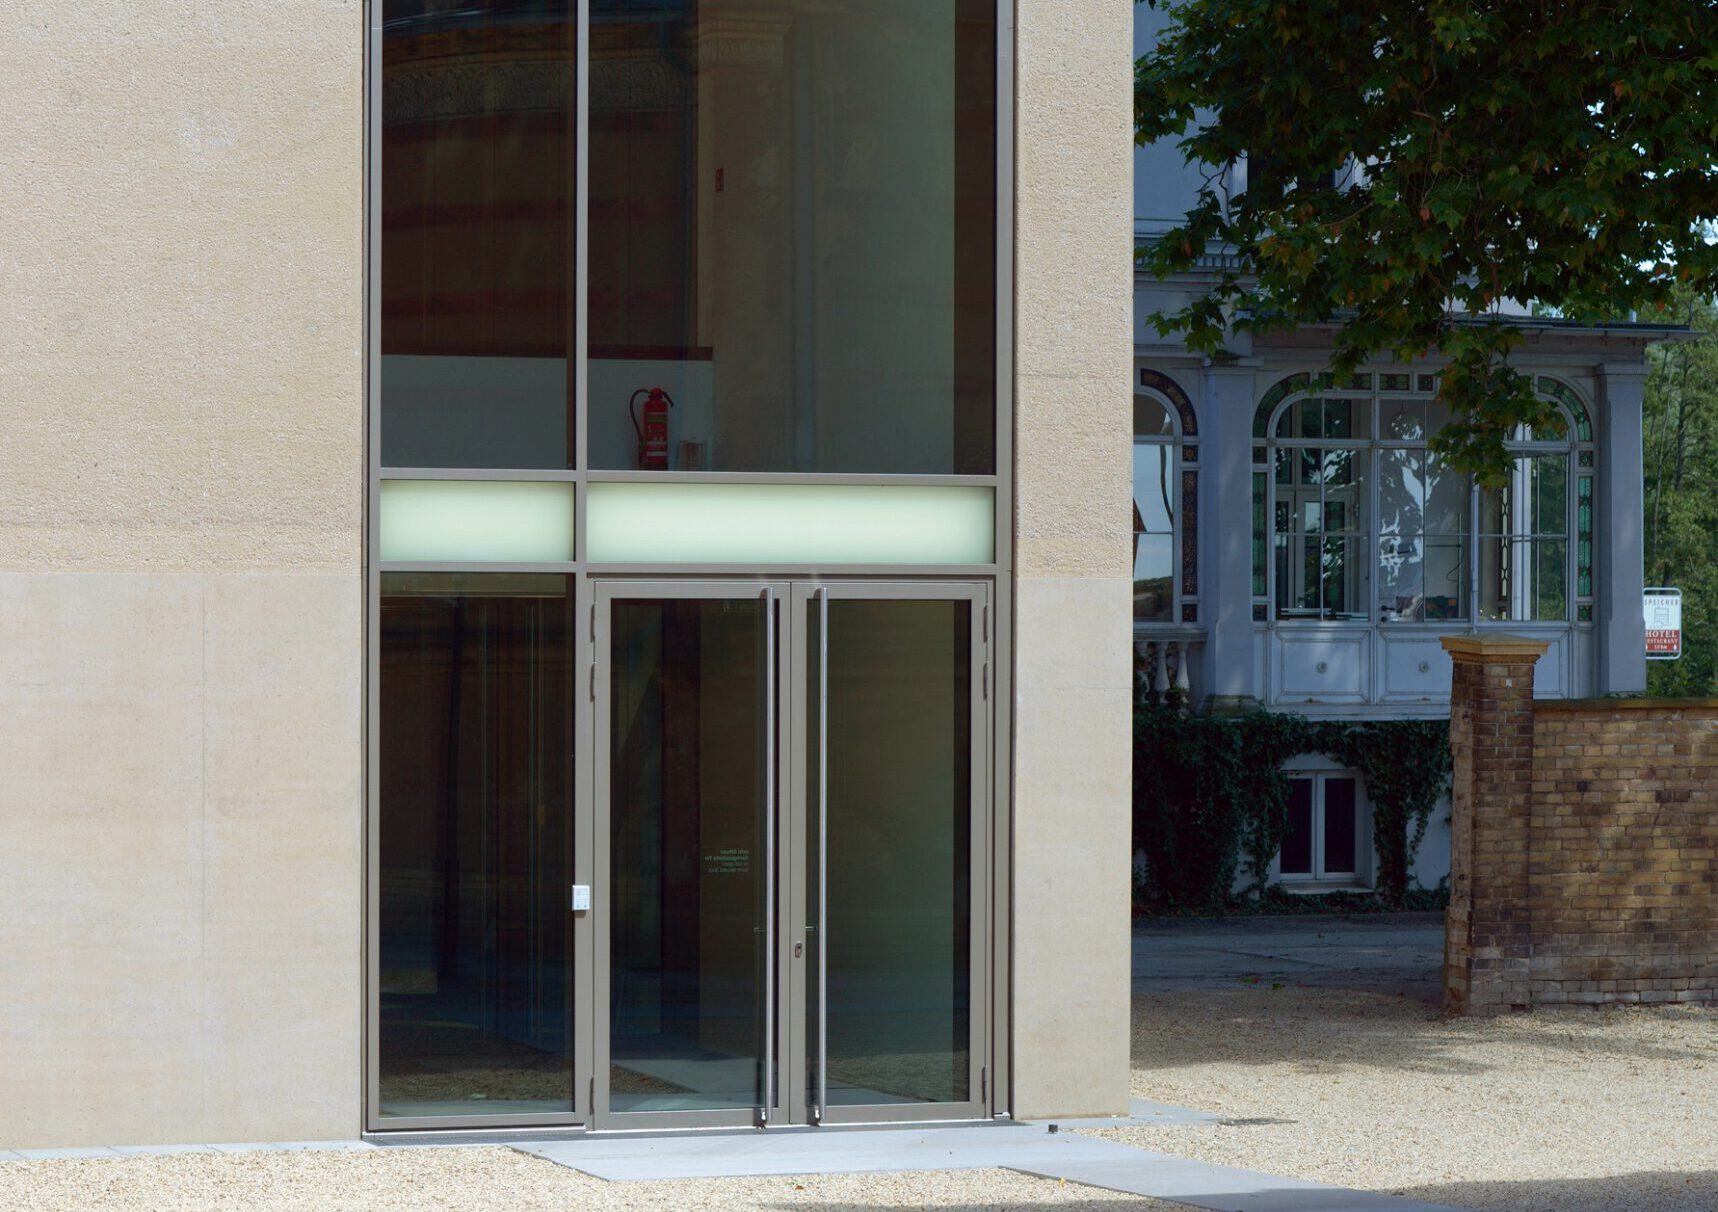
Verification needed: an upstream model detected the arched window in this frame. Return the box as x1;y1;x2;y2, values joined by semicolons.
1133;369;1199;626
1478;380;1596;623
1254;372;1595;625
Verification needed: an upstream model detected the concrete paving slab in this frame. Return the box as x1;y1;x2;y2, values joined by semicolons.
11;1147;123;1159
518;1123;1474;1210
519;1123;1125;1181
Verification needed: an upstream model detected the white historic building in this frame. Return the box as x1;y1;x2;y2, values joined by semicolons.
1132;7;1667;892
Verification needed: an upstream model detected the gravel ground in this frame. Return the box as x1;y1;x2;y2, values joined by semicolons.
0;1148;1180;1212
1098;985;1718;1212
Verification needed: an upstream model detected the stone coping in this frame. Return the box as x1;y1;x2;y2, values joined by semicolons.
1535;697;1718;713
1440;634;1552;660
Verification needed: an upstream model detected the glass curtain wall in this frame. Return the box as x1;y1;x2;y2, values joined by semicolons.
377;574;574;1118
381;1;577;470
588;0;997;473
375;0;1000;1127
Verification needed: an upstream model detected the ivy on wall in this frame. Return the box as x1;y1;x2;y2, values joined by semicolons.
1133;703;1452;912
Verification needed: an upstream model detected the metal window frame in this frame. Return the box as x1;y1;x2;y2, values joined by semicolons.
362;0;1016;1136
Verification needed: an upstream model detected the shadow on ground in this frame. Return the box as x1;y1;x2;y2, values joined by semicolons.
1403;1170;1718;1212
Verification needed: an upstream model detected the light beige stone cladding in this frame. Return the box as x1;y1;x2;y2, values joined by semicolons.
1444;638;1718;1013
0;1;363;1148
1011;1;1135;1117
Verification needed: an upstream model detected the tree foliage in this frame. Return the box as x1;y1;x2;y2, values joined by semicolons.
1136;1;1718;484
1644;290;1718;696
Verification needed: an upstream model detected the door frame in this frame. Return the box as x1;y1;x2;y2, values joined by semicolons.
591;579;785;1132
589;577;992;1130
785;580;992;1127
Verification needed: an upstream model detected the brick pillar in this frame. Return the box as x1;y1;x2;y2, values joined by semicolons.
1441;635;1549;1015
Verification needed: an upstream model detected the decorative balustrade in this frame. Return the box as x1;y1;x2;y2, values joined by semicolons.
1134;629;1206;710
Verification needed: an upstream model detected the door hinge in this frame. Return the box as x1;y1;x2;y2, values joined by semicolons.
589;603;597;642
982;663;989;700
589;663;597;701
589;1076;596;1116
981;1066;988;1104
982;604;989;643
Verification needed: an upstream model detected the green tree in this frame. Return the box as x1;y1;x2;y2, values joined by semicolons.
1136;1;1718;484
1644;291;1718;696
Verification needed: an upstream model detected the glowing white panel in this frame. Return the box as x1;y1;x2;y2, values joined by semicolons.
380;480;576;564
587;483;994;566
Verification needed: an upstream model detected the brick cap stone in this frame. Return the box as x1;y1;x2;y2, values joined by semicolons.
1441;634;1551;662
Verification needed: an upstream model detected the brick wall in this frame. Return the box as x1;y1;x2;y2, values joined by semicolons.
1444;636;1718;1013
1531;701;1718;1005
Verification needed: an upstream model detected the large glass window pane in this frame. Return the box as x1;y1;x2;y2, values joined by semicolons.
588;1;997;473
1274;442;1367;620
381;2;576;469
1478;453;1569;622
1133;444;1175;623
1375;449;1467;622
608;597;768;1113
817;599;972;1106
378;573;573;1118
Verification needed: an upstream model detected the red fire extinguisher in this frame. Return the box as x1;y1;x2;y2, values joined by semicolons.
630;387;675;470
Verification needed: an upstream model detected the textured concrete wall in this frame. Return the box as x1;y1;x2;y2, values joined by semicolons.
0;1;363;1147
1012;0;1135;1117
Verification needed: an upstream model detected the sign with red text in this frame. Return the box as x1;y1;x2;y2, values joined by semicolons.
1644;588;1682;660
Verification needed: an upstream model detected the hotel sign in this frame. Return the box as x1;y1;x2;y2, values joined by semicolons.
1644;588;1683;661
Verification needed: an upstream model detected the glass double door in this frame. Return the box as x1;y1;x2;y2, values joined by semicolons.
595;581;990;1128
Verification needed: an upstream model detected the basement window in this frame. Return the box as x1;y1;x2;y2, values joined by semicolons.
1279;771;1369;888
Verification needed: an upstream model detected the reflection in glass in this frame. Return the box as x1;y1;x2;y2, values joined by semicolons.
1479;454;1570;622
381;1;576;469
813;599;971;1107
1134;395;1175;437
378;574;573;1118
1133;444;1175;622
1273;440;1366;620
609;598;767;1113
1376;449;1468;622
588;1;997;473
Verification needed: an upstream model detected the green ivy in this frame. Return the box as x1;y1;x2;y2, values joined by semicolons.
1133;703;1451;912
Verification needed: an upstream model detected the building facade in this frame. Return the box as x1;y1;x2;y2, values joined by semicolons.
1132;4;1663;893
0;0;1133;1148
